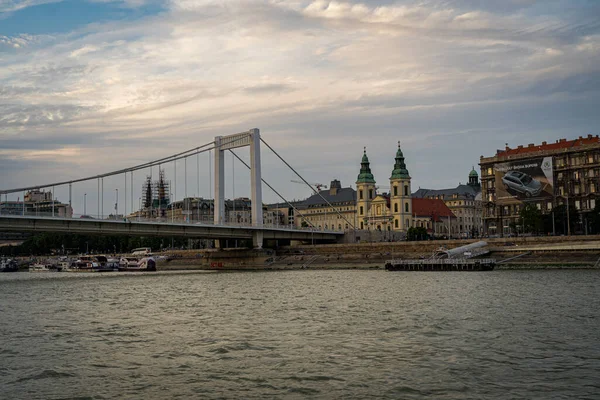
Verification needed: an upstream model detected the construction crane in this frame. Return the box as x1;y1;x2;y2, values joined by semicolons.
290;180;328;191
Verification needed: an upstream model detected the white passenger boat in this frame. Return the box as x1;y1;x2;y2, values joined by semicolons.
119;256;156;271
29;263;60;272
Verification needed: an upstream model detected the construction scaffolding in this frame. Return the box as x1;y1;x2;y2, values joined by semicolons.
141;168;171;218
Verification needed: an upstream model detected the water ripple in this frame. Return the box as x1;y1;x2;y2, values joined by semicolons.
0;270;599;399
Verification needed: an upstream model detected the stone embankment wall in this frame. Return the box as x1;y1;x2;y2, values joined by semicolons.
155;235;600;270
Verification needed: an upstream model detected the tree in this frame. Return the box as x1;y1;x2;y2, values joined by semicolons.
407;226;428;241
587;202;600;234
520;203;542;234
551;204;579;235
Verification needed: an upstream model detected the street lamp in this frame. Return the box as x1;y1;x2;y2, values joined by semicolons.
84;193;87;216
170;192;174;224
115;189;118;219
138;197;141;222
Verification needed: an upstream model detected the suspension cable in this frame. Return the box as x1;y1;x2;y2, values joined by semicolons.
259;137;356;229
0;133;248;195
228;150;316;229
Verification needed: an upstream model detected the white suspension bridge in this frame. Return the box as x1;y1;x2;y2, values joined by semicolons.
0;129;354;248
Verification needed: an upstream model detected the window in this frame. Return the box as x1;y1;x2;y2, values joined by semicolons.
360;222;364;229
395;219;398;228
575;200;581;210
405;202;409;212
404;185;409;196
591;199;596;209
359;190;363;200
369;189;373;199
394;203;398;212
394;186;398;196
360;206;364;215
405;219;409;228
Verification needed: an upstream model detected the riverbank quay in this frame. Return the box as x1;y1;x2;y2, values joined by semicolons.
8;235;599;272
151;235;600;270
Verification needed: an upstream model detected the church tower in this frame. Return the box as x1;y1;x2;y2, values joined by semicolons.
390;141;412;232
468;166;480;189
356;147;376;230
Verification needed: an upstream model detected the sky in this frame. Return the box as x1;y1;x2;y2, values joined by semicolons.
1;0;600;214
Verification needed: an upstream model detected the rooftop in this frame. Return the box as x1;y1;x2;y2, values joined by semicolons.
413;184;480;199
492;134;600;159
412;198;456;222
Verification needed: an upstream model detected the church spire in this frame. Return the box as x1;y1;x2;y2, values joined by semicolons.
356;147;376;184
390;141;410;179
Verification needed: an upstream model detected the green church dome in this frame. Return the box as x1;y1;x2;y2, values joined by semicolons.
390;141;410;180
469;166;479;177
356;147;376;184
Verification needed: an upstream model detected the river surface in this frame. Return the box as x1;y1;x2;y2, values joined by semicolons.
1;270;599;399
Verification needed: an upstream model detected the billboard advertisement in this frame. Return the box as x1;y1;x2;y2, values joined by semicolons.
495;157;553;201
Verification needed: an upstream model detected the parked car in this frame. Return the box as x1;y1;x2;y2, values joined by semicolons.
501;171;543;197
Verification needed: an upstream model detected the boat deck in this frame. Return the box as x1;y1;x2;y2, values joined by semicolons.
385;258;496;271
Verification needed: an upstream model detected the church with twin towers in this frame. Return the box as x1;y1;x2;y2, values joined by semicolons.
355;142;413;232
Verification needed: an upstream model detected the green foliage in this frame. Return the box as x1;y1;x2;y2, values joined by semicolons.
587;202;600;234
520;203;543;234
551;204;579;235
406;226;428;241
0;233;196;256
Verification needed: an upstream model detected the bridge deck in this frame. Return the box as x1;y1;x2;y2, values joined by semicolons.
0;216;342;241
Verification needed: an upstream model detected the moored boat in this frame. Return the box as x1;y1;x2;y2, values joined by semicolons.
119;256;156;271
65;256;100;272
93;255;119;272
0;258;19;272
29;263;62;272
385;258;495;271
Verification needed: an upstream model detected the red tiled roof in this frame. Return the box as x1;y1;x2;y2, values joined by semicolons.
496;135;600;157
411;198;455;222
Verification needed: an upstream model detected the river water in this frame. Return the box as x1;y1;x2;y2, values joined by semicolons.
1;270;599;399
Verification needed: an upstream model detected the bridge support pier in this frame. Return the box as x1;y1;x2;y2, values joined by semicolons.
253;231;264;250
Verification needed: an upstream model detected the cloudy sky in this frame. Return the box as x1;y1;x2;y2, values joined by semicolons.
1;0;599;214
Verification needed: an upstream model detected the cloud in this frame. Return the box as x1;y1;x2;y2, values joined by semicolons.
0;0;62;14
0;0;599;205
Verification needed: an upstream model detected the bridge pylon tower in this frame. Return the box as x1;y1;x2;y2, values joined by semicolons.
214;128;263;248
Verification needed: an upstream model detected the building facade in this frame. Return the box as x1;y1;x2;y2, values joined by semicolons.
480;135;600;235
412;198;457;237
0;189;72;218
412;168;483;238
294;179;357;231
